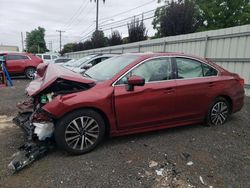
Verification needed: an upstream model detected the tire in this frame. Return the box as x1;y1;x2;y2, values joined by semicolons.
206;97;230;126
54;109;106;155
25;67;36;79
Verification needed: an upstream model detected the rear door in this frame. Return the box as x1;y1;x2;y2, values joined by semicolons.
6;54;29;73
174;57;219;121
114;57;177;130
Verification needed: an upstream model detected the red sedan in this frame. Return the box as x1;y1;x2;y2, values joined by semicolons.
0;52;43;79
15;53;244;154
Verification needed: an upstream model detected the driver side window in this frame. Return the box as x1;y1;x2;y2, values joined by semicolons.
116;57;172;85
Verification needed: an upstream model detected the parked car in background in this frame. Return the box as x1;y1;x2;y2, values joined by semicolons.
15;52;244;155
0;52;43;79
36;53;59;63
63;54;117;74
52;57;72;65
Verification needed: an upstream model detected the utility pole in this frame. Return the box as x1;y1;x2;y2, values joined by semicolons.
96;0;99;31
48;41;53;52
21;32;24;52
56;30;65;52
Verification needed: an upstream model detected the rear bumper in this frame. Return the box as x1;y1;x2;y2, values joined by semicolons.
232;93;244;113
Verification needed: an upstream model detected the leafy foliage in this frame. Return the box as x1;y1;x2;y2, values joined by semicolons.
91;30;108;48
26;27;48;53
196;0;250;30
152;0;203;37
108;30;123;46
127;18;148;43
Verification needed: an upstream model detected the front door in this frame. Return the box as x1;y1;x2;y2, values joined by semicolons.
114;57;176;130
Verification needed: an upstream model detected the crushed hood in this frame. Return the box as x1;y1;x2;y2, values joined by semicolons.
26;63;95;96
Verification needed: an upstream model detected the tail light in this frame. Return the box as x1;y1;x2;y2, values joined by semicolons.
239;78;244;87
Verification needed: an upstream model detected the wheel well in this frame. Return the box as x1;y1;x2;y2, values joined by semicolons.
25;66;36;72
217;95;233;114
57;107;111;137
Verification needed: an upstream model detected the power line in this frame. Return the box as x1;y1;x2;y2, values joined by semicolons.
79;14;155;42
62;1;90;30
99;0;156;22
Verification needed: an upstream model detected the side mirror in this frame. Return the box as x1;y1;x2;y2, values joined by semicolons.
82;63;92;69
126;75;145;91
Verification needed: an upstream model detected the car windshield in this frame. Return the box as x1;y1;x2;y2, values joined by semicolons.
64;55;96;67
84;55;140;81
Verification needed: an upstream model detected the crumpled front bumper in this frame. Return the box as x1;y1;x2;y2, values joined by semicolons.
13;112;34;140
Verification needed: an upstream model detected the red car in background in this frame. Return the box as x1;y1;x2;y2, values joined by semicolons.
14;53;244;155
0;52;43;79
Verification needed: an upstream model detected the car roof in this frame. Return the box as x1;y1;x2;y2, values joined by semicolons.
0;52;31;56
121;52;208;62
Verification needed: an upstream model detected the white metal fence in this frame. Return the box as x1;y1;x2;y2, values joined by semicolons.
66;25;250;95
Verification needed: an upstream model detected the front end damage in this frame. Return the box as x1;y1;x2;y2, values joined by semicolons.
9;69;95;171
9;97;55;171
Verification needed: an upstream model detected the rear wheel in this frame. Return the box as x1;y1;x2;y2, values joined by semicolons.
54;109;105;155
25;67;36;79
206;97;230;126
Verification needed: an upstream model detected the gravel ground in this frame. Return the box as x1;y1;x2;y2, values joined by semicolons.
0;79;249;188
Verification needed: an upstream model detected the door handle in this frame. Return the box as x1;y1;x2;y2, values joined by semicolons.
163;87;175;94
208;82;215;87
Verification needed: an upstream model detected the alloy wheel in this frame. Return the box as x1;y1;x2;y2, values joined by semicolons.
65;116;100;151
26;68;35;79
210;101;229;125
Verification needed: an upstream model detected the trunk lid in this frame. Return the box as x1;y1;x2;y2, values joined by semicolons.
26;63;95;96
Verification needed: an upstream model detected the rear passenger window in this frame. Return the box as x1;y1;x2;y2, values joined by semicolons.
176;58;203;79
7;55;28;60
20;55;29;60
202;63;218;76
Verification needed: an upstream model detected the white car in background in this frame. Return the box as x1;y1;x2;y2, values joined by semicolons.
52;57;73;65
63;54;117;74
36;53;59;63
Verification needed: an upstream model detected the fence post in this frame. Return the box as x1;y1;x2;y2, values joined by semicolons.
138;44;141;52
163;41;167;52
203;35;209;58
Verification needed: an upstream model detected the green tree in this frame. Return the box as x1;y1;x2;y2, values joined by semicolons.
83;40;93;50
61;43;76;55
128;18;147;43
91;30;108;48
152;0;202;37
108;30;123;46
196;0;250;30
26;27;48;53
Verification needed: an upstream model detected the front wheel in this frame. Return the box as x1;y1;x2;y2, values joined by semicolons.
25;67;36;79
54;109;106;155
206;97;230;126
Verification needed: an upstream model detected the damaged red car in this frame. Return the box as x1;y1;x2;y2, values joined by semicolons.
14;53;245;156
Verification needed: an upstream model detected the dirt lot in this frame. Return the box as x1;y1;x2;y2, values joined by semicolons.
0;78;250;188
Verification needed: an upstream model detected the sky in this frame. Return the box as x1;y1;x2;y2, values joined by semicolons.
0;0;163;52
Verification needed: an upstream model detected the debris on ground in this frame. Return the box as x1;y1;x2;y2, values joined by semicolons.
186;161;194;166
180;152;191;161
149;160;158;168
8;141;54;172
199;175;206;185
155;168;164;176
